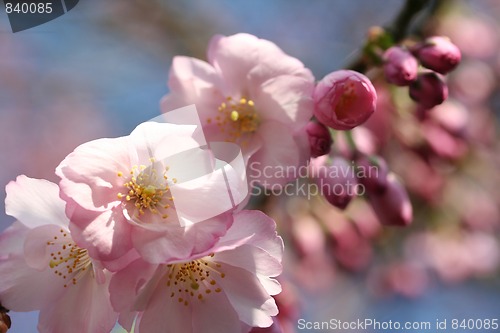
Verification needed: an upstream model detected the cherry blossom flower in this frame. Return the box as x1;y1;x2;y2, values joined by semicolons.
109;210;283;333
56;119;248;265
161;33;315;186
0;176;117;333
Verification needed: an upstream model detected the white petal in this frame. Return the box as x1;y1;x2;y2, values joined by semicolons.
5;176;68;228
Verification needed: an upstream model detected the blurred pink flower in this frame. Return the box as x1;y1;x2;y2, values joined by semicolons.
313;70;377;130
56;121;244;265
0;176;117;333
109;210;283;333
161;33;315;186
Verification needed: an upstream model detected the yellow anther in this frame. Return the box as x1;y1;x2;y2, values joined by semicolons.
117;171;123;177
230;110;239;121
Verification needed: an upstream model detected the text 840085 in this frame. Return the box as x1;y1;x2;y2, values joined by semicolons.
5;2;52;14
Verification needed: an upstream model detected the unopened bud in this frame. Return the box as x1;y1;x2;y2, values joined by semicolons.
383;46;418;86
355;155;389;194
368;174;412;226
413;36;461;74
314;70;377;130
306;121;333;158
409;72;448;109
312;157;358;209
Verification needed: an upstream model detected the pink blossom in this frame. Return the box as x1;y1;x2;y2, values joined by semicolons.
109;210;283;333
0;176;117;333
161;33;315;186
56;120;247;265
313;70;377;130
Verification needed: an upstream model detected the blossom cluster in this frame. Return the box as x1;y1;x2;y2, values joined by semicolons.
0;18;477;332
0;111;283;332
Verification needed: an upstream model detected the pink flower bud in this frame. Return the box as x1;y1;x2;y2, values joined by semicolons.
409;72;448;109
314;70;377;130
312;157;358;209
355;155;389;194
383;46;419;86
368;174;412;226
414;36;461;74
306;121;333;158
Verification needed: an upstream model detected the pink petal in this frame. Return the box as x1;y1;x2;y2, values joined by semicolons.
5;176;68;228
24;224;69;270
137;278;193;333
252;75;314;129
162;56;225;124
214;263;277;328
109;259;159;314
37;271;117;333
191;287;242;333
129;121;201;164
131;213;230;264
249;121;301;187
214;245;281;278
214;210;283;261
0;223;63;311
248;48;314;88
207;33;261;96
56;136;131;212
68;207;133;262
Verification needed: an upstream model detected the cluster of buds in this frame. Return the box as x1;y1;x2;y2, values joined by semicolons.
383;36;461;109
310;153;412;227
305;66;412;227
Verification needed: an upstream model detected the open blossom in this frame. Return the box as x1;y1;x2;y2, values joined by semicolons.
0;176;117;333
161;33;315;186
313;70;377;130
56;119;248;265
109;210;283;333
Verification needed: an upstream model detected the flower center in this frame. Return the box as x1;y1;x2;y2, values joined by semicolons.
117;158;175;220
165;254;226;306
208;97;260;144
46;228;92;288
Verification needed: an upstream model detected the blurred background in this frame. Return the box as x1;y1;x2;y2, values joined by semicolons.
0;0;499;332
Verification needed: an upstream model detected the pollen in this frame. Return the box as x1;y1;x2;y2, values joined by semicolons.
117;162;175;220
216;97;260;144
165;254;226;303
47;228;92;288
